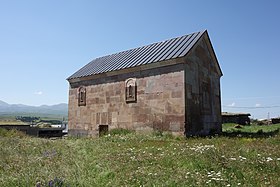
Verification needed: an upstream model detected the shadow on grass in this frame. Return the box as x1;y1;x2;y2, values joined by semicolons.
221;129;279;138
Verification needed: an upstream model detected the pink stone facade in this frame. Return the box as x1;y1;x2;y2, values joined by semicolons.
68;63;186;136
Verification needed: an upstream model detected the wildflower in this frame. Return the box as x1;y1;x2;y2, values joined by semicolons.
36;181;41;187
189;144;215;153
47;178;64;187
266;157;273;162
239;156;246;161
130;156;136;160
48;180;54;187
207;171;214;177
212;177;220;181
42;149;57;158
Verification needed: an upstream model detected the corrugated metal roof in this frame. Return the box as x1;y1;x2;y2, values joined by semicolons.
67;30;205;80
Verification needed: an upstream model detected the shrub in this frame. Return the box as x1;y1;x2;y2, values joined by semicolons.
0;127;8;136
35;177;68;187
152;130;163;137
0;128;26;138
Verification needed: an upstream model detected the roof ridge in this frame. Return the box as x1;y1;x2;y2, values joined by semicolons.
67;30;206;80
94;30;205;60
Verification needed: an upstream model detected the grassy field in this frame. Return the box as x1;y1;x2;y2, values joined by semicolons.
0;124;279;186
0;116;28;125
0;115;65;126
0;114;67;122
223;123;280;133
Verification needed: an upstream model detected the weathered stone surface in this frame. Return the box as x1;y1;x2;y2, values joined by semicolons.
184;34;222;136
68;63;185;136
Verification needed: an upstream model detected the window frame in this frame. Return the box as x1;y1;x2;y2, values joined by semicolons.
78;86;86;106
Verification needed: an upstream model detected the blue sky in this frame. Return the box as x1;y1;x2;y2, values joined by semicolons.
0;0;279;119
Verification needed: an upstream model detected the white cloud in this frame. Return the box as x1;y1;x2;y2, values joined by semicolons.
255;103;261;107
34;91;43;95
228;102;236;107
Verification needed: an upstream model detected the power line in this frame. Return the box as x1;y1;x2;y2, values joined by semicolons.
222;105;280;109
223;96;280;101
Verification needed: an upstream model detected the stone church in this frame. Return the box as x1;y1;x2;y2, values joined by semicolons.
67;30;223;136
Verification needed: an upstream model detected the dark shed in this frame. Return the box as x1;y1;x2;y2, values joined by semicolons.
222;112;251;125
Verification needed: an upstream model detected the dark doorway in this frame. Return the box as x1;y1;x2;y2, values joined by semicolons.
99;125;108;137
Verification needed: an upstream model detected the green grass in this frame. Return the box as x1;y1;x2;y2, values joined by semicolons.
0;125;280;186
223;123;280;133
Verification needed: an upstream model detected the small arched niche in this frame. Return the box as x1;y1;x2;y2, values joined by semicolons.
125;78;137;103
78;86;86;106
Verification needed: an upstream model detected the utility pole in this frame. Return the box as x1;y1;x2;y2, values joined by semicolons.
267;112;270;120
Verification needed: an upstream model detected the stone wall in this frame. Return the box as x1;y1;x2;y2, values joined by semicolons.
68;62;186;136
184;35;222;135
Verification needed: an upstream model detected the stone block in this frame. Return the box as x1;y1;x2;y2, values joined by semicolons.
171;91;183;98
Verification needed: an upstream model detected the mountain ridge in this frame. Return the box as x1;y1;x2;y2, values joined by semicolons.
0;100;68;116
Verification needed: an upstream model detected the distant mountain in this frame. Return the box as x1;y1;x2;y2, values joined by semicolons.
0;100;9;107
0;100;68;117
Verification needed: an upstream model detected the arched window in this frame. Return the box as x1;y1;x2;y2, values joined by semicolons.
128;85;133;97
125;78;136;102
78;87;86;106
